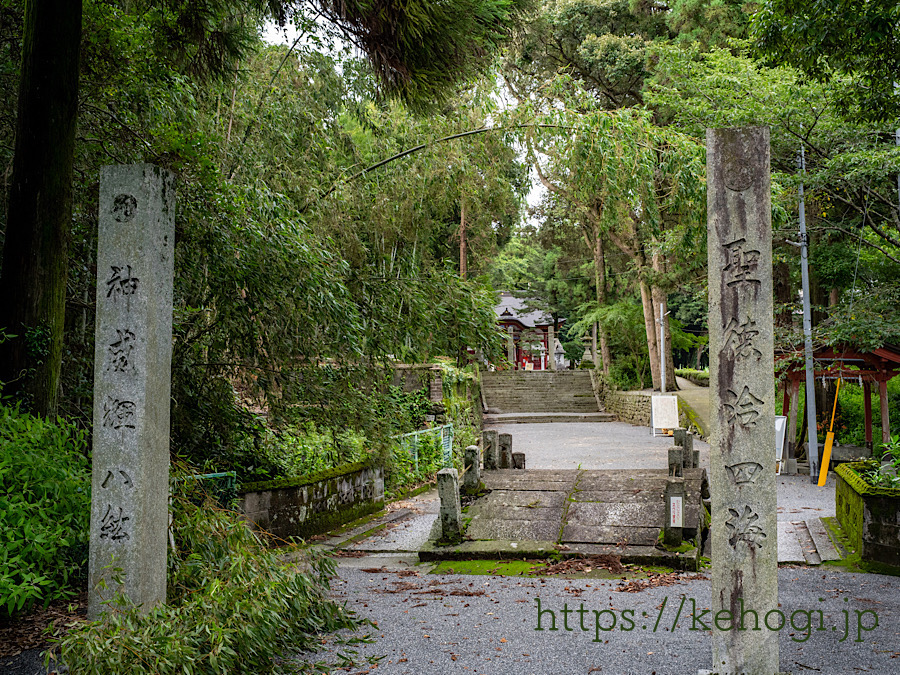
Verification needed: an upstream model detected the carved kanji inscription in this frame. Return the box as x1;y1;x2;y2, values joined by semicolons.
101;469;134;489
722;316;762;360
723;238;761;288
106;328;137;372
725;505;766;549
105;265;139;301
112;193;137;223
102;397;136;430
725;462;763;485
99;504;130;541
724;386;764;427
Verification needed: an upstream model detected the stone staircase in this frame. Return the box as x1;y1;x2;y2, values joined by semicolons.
776;517;842;565
481;371;614;423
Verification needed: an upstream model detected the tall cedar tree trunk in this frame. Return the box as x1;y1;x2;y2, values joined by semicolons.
639;278;661;389
0;1;530;410
586;227;611;375
0;0;82;416
773;261;793;329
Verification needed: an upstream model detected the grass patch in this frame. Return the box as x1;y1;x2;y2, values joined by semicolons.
429;559;543;576
427;558;679;579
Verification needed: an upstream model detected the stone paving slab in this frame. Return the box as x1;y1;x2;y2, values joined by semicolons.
566;501;665;527
482;468;578;484
485;468;581;481
806;517;841;562
481;479;576;492
475;490;568;509
469;505;562;521
561;523;660;546
777;521;806;563
573;489;666;503
466;518;561;541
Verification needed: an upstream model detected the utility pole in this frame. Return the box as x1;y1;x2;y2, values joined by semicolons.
798;144;819;482
658;303;670;393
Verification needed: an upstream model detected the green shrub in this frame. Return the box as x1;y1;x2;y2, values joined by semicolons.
608;354;649;390
857;436;900;489
675;368;710;387
0;405;90;618
832;380;900;447
51;484;368;674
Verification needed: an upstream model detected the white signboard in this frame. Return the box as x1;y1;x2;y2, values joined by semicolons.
670;495;683;528
775;415;787;475
651;395;680;436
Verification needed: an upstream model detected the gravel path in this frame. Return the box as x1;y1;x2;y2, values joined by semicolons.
317;563;900;674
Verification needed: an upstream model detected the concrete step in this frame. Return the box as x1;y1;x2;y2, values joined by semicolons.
482;371;602;414
484;412;616;424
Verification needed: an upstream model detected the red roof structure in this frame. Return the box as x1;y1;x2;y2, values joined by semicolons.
777;343;900;459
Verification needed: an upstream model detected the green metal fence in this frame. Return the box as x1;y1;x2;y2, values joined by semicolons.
394;424;454;473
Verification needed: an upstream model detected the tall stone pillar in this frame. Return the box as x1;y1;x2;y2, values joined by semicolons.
506;326;516;368
548;326;556;371
706;128;779;674
88;164;175;619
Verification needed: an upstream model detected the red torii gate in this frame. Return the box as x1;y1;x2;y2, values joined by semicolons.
778;344;900;461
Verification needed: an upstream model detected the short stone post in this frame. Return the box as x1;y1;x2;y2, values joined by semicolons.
463;445;481;493
437;468;462;544
706;127;779;674
673;429;687;466
668;445;684;477
512;452;526;470
89;164;175;619
499;433;513;469
674;428;696;470
483;430;499;470
664;478;685;547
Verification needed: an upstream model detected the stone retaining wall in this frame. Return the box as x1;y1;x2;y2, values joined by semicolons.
835;462;900;568
239;461;384;540
603;390;652;426
595;377;700;433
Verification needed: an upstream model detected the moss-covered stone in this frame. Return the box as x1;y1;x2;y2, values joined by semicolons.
239;458;379;494
835;462;900;568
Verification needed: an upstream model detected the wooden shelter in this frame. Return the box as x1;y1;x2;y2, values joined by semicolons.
779;344;900;461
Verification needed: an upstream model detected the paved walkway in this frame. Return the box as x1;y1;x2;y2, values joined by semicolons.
306;422;898;674
484;420;712;472
674;375;711;437
340;422;837;563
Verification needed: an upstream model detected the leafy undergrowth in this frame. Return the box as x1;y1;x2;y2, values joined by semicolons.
0;405;90;619
48;486;376;674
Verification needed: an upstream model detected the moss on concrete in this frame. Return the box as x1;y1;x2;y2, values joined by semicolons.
819;516;900;576
239;458;378;493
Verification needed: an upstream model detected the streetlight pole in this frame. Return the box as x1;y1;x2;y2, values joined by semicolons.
798;144;819;482
658;303;670;393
